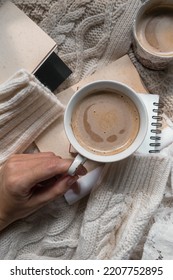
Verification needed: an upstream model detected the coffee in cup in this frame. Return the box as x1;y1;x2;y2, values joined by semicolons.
71;89;140;156
133;0;173;69
64;80;148;175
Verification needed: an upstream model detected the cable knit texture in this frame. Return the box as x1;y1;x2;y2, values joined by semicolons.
0;0;173;260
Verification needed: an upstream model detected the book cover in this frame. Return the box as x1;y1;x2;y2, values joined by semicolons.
0;1;71;90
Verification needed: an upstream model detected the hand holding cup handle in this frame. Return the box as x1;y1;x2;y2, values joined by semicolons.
67;154;87;176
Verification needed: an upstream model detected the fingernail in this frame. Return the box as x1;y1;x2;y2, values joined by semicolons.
67;176;79;186
76;164;87;176
71;182;80;194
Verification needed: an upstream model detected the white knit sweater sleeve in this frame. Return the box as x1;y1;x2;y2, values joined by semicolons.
0;69;65;165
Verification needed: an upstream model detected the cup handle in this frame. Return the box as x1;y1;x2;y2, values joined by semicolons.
67;154;87;176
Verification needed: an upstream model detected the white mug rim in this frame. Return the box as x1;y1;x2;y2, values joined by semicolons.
133;0;173;58
64;80;148;163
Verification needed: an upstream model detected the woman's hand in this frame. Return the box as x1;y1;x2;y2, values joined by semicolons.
0;152;87;231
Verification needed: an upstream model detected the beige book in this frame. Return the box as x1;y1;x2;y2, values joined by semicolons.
0;1;56;84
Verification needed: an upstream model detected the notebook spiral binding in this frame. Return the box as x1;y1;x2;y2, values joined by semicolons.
149;102;164;153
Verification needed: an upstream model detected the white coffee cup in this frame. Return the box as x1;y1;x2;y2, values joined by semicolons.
64;80;148;175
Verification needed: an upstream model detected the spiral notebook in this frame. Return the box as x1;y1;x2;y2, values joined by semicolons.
137;93;162;154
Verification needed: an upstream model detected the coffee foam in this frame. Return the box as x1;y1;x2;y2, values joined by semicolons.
137;7;173;55
71;90;140;156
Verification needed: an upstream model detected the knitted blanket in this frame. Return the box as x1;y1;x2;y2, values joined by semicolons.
0;0;173;260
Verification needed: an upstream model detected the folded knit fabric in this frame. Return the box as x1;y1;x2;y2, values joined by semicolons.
0;69;65;165
75;155;171;259
0;154;171;259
